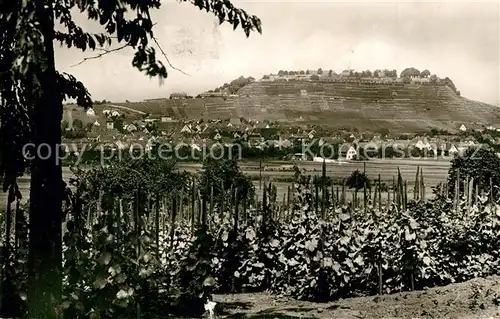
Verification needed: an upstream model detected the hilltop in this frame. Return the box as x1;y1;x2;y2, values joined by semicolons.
64;70;500;134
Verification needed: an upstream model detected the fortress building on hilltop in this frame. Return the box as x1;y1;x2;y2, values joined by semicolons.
170;92;188;99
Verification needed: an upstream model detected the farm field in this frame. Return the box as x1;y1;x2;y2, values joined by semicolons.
1;158;450;204
183;158;450;197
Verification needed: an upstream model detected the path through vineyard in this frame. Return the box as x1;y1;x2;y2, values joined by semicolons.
209;276;500;318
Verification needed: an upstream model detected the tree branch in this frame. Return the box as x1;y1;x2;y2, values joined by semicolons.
151;36;189;76
70;44;129;67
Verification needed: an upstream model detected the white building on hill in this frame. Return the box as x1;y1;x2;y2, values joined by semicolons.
415;138;432;151
460;124;467;132
448;144;459;154
346;146;357;160
180;125;192;133
103;109;120;117
125;124;137;132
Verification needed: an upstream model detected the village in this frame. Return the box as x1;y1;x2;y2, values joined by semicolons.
60;105;500;161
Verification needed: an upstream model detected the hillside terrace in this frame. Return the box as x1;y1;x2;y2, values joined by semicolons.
73;78;499;135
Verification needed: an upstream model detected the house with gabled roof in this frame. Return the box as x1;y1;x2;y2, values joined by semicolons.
180;124;192;133
230;118;241;126
412;136;432;151
308;131;315;140
106;120;114;130
346;146;358;160
447;143;459;155
125;124;137;132
463;136;478;146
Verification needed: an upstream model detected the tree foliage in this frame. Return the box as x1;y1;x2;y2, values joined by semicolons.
420;69;431;78
447;146;500;197
441;77;459;95
214;76;255;94
346;170;371;191
199;157;255;204
61;119;92;139
400;67;421;78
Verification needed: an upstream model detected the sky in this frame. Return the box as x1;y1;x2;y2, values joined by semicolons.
55;0;500;105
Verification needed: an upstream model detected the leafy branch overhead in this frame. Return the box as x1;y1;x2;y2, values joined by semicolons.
8;0;262;107
69;0;263;76
185;0;262;35
70;44;129;68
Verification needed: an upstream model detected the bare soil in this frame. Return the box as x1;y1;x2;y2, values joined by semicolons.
211;276;500;318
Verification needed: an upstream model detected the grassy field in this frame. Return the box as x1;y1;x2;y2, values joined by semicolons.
1;158;450;204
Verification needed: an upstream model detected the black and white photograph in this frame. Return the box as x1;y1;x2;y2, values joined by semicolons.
0;0;500;318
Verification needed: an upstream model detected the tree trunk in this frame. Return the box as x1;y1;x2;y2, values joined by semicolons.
27;1;63;318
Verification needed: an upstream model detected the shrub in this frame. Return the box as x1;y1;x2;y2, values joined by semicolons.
447;146;500;198
199;158;255;205
346;170;371;191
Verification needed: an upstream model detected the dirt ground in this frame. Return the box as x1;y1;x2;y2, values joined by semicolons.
211;276;500;318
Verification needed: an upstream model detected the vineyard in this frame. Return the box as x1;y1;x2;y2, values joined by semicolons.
104;81;500;132
1;149;500;318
